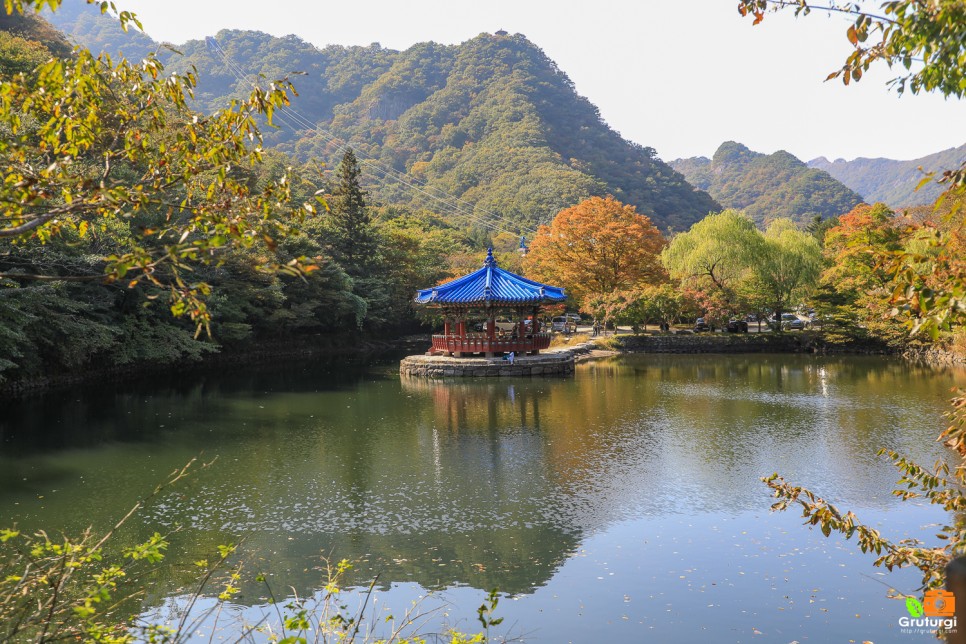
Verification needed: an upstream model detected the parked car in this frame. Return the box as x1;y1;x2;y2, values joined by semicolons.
475;319;533;333
551;315;578;333
693;317;710;332
773;313;808;331
494;319;533;333
726;319;749;333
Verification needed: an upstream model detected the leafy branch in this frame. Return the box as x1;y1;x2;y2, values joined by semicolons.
763;445;966;592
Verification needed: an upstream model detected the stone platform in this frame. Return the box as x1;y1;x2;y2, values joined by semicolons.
400;350;576;378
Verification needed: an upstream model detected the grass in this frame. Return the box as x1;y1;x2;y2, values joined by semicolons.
548;332;590;348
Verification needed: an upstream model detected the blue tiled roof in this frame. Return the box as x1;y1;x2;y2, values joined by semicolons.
415;249;566;306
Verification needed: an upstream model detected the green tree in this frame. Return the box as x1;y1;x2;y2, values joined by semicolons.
632;283;692;331
0;0;316;335
750;218;822;323
661;209;761;311
804;214;838;244
326;148;379;276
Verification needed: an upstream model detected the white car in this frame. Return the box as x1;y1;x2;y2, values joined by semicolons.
551;315;579;333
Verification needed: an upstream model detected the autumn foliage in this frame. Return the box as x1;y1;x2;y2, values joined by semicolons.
523;196;667;306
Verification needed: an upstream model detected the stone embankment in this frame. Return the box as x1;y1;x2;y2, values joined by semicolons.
904;344;966;367
610;331;892;355
400;349;579;378
398;331;905;378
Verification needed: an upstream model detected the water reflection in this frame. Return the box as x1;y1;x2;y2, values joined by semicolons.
0;354;964;638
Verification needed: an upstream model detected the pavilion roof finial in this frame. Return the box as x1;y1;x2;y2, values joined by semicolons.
484;247;497;268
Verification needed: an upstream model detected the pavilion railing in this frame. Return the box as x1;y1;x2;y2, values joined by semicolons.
431;332;552;355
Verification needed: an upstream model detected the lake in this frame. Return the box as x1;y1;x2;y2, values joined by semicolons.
1;353;963;642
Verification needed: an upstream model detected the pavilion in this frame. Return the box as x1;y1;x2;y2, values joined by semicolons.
414;249;567;358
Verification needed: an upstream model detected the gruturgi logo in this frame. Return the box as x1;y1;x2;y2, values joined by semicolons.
899;589;957;635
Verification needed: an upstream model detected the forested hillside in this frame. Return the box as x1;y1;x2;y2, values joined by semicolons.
671;142;864;226
45;7;719;232
0;9;473;390
808;143;966;207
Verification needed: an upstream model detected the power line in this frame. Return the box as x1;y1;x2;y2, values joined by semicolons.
204;37;540;239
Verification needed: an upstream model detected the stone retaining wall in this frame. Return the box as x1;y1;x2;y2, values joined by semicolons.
611;332;890;354
400;351;575;378
904;344;966;367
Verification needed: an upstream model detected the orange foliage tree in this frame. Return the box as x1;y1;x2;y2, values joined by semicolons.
523;196;667;307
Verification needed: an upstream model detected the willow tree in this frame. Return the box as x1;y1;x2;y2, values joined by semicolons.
660;209;761;315
524;196;667;307
751;218;822;323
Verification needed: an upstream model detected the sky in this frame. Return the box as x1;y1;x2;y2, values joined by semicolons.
113;0;964;164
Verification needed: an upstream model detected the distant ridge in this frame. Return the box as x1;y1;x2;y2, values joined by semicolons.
808;143;966;208
670;142;863;226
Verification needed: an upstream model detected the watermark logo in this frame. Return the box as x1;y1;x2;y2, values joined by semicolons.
899;589;957;635
906;596;924;617
923;589;956;618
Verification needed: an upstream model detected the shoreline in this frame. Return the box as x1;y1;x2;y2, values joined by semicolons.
3;330;962;400
0;332;425;400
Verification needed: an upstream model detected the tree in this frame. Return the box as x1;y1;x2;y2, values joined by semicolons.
751;218;822;323
629;283;693;332
738;0;965;96
816;203;905;335
736;0;966;330
661;209;761;312
0;0;316;334
325;148;379;276
804;214;838;244
737;0;966;190
523;196;667;306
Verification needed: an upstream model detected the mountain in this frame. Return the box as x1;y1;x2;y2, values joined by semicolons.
808;144;966;208
40;0;156;61
670;142;864;226
0;8;74;77
44;5;720;233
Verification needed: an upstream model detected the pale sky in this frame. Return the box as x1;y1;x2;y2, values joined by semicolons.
113;0;964;164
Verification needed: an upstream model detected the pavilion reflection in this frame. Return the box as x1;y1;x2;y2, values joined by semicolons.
400;375;555;434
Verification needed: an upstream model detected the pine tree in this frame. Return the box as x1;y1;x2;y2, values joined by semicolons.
327;148;378;275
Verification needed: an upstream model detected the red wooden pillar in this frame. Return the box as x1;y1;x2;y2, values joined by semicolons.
532;306;541;354
486;312;496;357
454;317;465;357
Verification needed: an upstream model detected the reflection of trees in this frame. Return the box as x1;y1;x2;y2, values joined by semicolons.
2;354;963;617
604;354;965;510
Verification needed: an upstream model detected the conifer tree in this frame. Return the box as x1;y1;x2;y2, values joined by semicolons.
327;148;378;275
